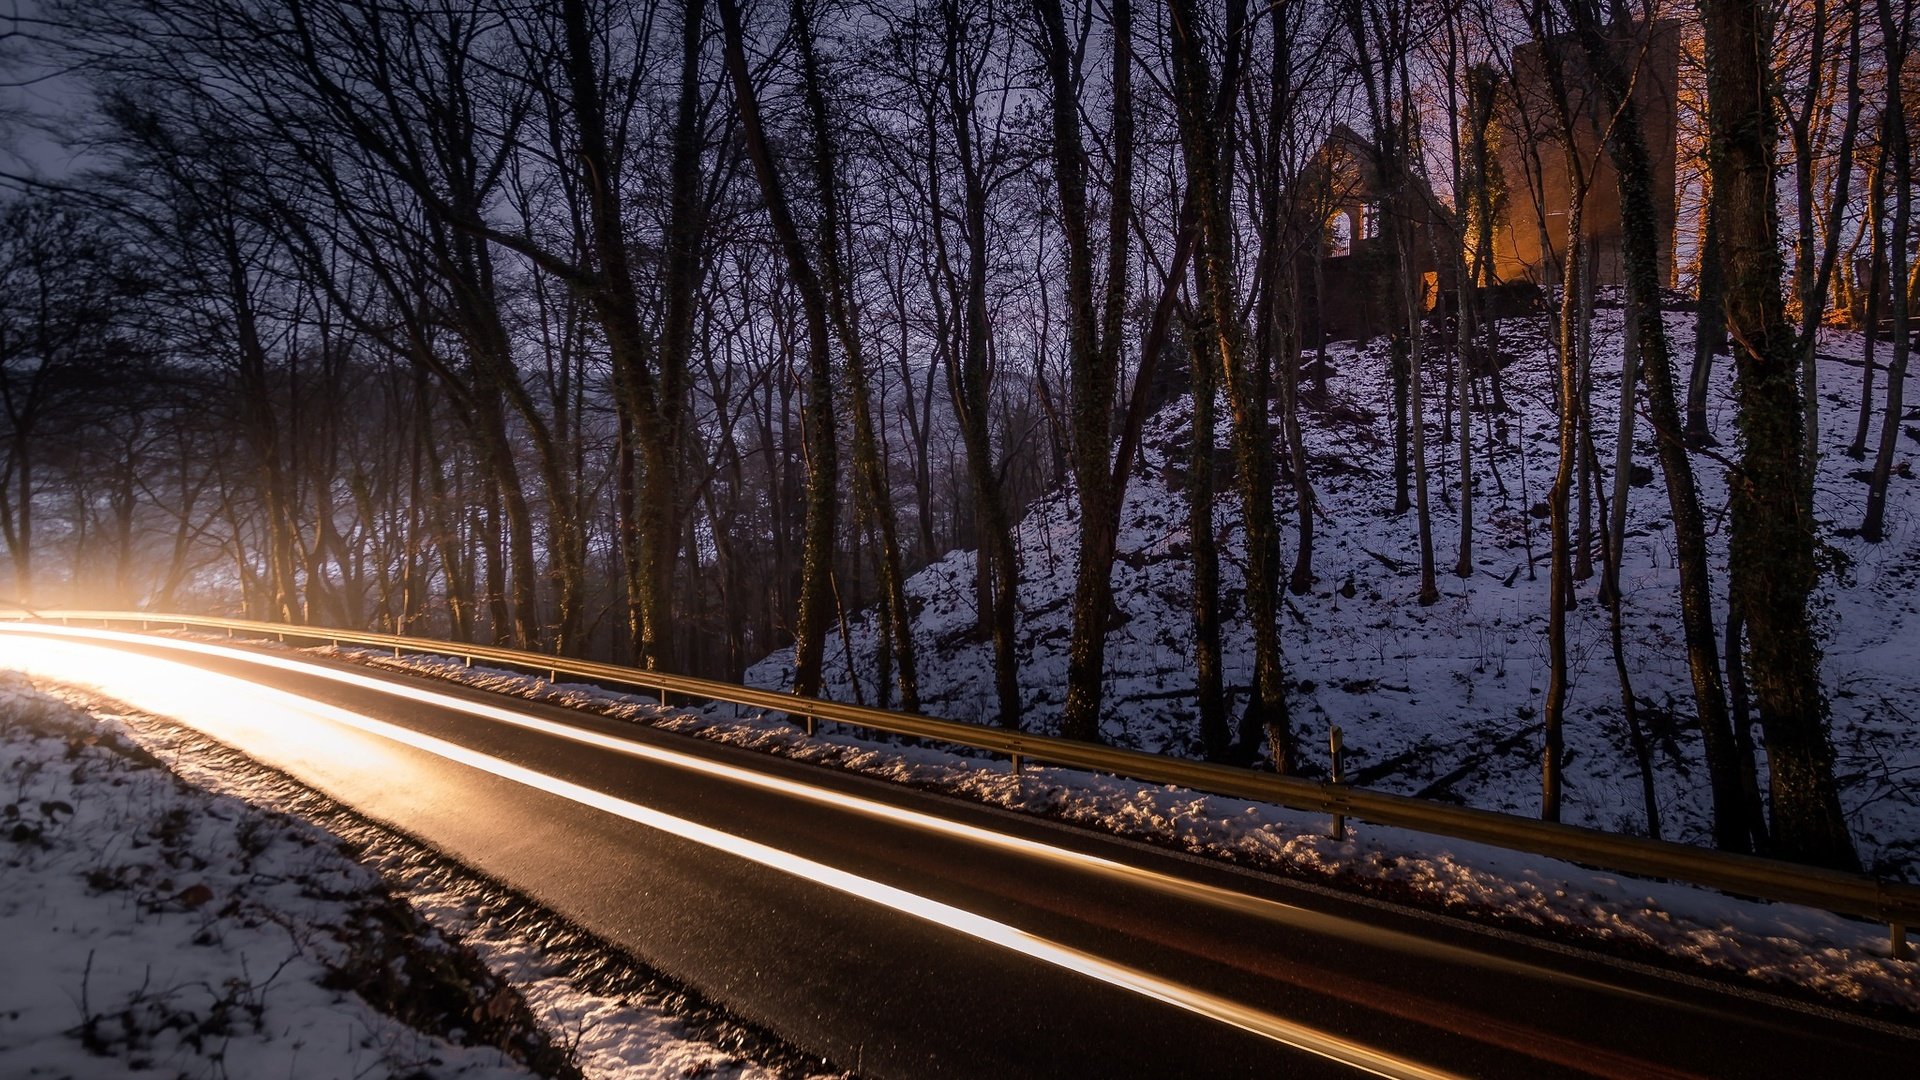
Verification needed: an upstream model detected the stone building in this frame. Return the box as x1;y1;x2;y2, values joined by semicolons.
1295;125;1458;343
1288;19;1681;345
1490;19;1682;289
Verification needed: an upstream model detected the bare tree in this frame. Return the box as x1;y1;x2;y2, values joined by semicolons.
1700;0;1858;869
1032;0;1135;744
1861;0;1913;544
716;0;842;700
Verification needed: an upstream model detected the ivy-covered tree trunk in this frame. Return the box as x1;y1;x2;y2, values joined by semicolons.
1034;0;1133;744
1169;0;1292;770
1569;5;1755;851
1699;0;1858;869
555;0;695;668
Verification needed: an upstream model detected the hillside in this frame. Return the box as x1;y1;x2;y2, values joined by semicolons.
744;308;1920;873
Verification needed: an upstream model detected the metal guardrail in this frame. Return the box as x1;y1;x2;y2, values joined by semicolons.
7;608;1918;958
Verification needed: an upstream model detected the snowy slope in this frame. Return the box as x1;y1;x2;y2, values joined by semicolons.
0;672;843;1080
746;309;1920;873
0;674;559;1080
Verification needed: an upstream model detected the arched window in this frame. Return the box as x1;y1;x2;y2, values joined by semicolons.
1328;212;1352;258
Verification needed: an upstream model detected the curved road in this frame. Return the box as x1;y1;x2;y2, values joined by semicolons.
1;623;1913;1079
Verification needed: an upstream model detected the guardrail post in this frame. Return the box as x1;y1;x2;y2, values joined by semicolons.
804;712;816;737
1330;726;1346;842
1895;924;1913;961
1011;753;1023;777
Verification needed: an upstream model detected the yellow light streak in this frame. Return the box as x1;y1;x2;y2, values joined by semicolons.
3;622;1681;999
0;624;1686;998
0;623;1461;1079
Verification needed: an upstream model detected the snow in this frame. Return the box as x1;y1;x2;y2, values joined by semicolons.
0;672;840;1080
750;308;1920;876
0;673;547;1080
294;304;1920;1012
6;303;1914;1049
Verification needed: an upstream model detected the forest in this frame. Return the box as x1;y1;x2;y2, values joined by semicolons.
0;0;1914;874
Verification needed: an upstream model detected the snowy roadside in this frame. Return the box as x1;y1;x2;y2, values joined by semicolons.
320;647;1920;1018
740;317;1920;878
0;672;844;1080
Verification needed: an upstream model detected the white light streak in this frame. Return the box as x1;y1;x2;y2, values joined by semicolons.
0;623;1470;1078
0;623;1669;997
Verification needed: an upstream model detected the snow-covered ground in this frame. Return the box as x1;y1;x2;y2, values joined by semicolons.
0;672;840;1080
751;308;1920;876
0;674;556;1079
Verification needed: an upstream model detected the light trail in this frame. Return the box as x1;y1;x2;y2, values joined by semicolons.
0;623;1680;1001
0;624;1461;1080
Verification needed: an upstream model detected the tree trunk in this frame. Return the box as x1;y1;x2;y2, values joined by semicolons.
1405;224;1438;606
1574;254;1596;585
1700;0;1858;869
1186;308;1229;760
230;253;301;625
1455;77;1480;582
1277;267;1316;598
1257;9;1314;599
1687;201;1725;445
1568;4;1756;851
1034;0;1133;745
1848;133;1886;460
717;0;841;701
1862;0;1912;544
1170;0;1291;768
793;0;922;714
9;435;28;603
938;0;1019;725
1787;0;1832;507
1544;198;1583;825
559;0;691;672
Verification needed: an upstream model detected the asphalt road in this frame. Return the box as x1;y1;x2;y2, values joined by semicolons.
2;623;1915;1079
